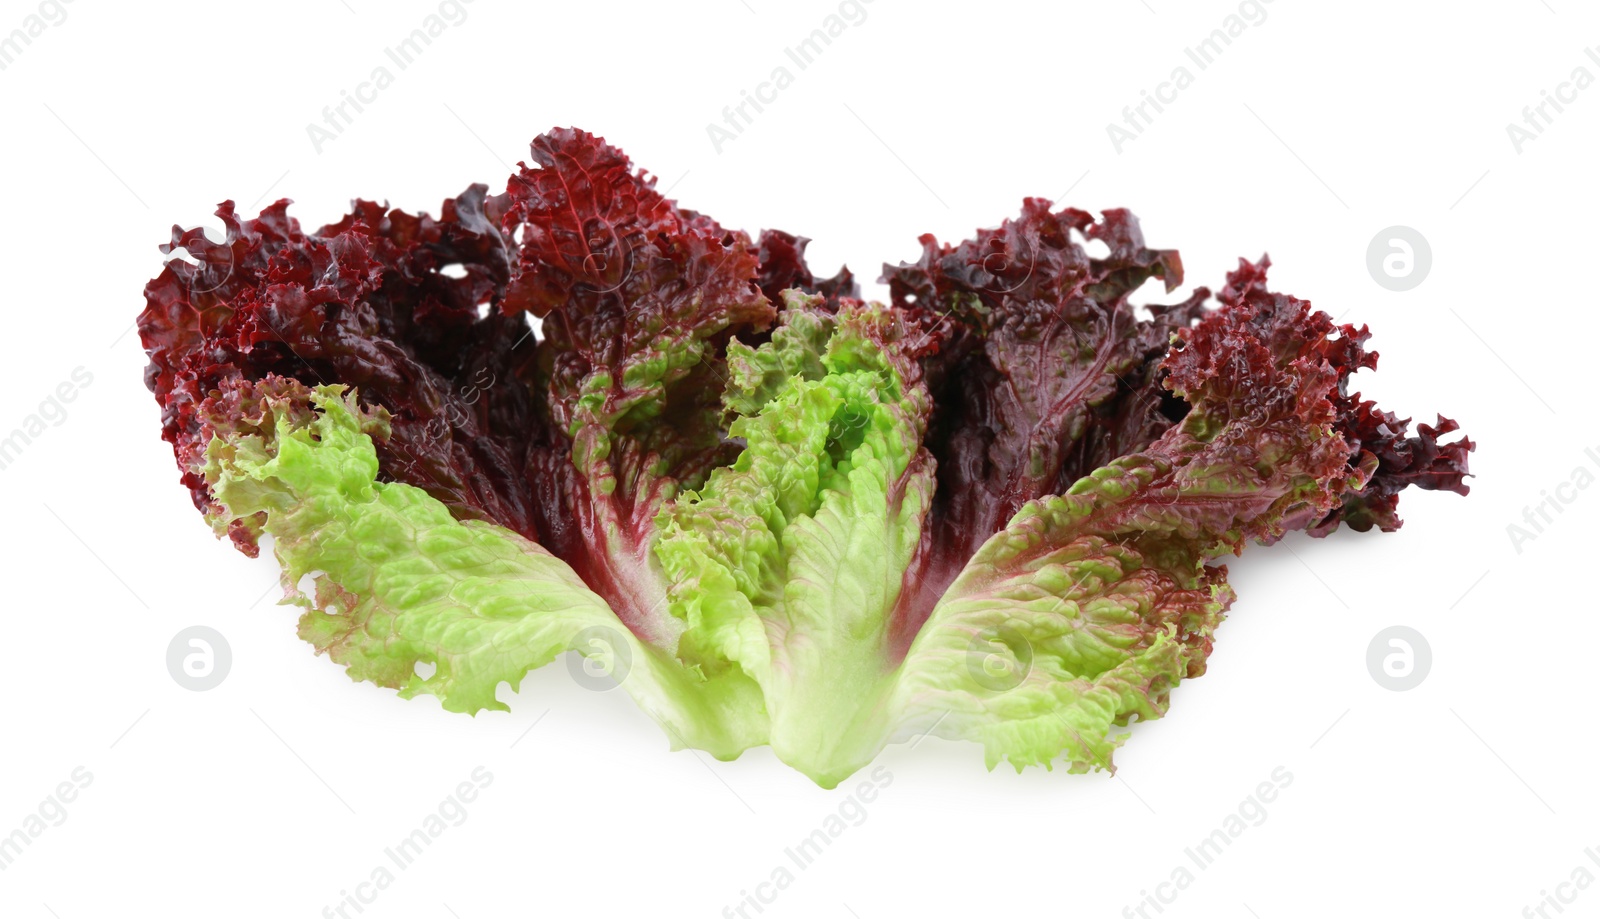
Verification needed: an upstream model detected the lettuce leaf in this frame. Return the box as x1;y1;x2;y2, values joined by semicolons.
201;376;769;757
139;127;1472;787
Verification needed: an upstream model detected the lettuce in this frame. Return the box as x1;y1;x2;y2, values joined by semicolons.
139;128;1472;787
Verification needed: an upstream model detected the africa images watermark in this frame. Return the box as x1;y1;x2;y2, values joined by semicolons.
1522;846;1600;919
1121;766;1294;918
0;766;93;873
705;0;877;154
1106;0;1277;153
721;765;893;918
0;0;76;73
0;366;94;473
1505;443;1600;553
321;766;494;918
1505;47;1600;154
306;0;478;154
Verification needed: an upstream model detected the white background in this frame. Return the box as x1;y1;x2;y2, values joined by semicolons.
1;1;1594;917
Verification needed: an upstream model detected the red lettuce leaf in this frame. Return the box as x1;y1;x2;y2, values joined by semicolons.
138;185;542;553
753;228;857;308
882;201;1200;635
1202;257;1474;536
499;128;783;630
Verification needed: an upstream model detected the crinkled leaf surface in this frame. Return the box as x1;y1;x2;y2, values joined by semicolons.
141;127;1472;787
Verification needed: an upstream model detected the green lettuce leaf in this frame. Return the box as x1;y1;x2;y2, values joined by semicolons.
654;295;935;785
202;377;767;759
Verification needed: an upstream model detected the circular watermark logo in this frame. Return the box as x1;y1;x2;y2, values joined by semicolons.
964;622;1033;692
167;223;238;299
1365;226;1431;291
1366;626;1431;691
566;625;632;692
167;626;232;691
